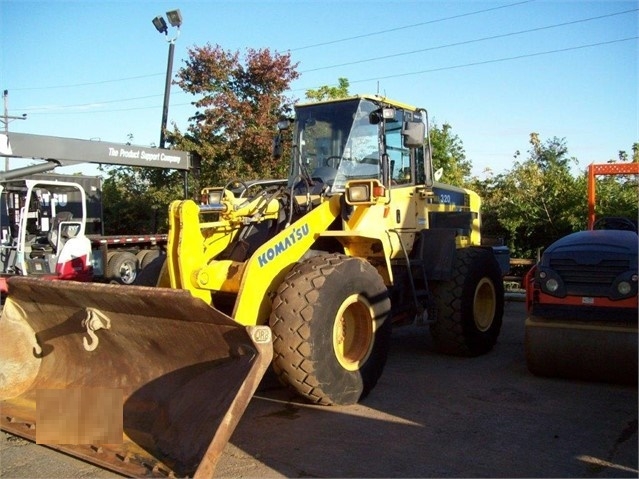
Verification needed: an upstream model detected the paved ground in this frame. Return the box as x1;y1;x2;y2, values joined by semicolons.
1;299;637;478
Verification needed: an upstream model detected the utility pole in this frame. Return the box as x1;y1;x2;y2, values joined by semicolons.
1;90;28;171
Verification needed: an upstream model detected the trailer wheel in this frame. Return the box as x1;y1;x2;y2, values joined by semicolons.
137;249;161;269
133;252;166;287
106;251;138;285
270;253;391;405
429;247;504;356
136;249;151;267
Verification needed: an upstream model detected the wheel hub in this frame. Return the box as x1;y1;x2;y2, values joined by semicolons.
333;294;375;371
474;278;496;332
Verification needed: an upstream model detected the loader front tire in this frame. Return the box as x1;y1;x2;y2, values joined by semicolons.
429;247;504;356
270;253;391;406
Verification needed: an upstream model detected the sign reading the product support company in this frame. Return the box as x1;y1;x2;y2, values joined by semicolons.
4;132;191;170
107;147;183;165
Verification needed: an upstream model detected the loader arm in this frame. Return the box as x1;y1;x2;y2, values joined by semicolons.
166;194;343;326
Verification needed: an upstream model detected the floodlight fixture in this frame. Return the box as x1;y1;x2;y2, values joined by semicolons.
152;16;168;34
166;9;183;28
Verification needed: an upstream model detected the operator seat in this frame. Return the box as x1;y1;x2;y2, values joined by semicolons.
31;211;74;258
48;211;74;249
593;216;638;233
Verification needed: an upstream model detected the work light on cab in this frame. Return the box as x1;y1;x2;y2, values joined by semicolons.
345;179;386;205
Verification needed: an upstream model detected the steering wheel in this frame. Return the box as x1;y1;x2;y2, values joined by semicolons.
593;216;638;232
324;156;341;169
223;179;250;198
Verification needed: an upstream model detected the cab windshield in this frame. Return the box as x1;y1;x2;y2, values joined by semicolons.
292;98;381;191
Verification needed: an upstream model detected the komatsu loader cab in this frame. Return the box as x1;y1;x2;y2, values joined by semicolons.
287;96;423;192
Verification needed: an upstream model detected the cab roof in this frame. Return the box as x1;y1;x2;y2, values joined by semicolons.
295;94;422;113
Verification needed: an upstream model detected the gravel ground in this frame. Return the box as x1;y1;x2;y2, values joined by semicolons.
1;299;637;478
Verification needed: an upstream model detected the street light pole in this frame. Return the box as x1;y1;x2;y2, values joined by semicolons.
160;41;175;150
152;9;182;149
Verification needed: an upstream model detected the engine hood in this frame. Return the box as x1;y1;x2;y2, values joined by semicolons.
541;230;638;266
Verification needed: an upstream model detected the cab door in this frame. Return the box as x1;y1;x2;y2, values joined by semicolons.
385;111;418;258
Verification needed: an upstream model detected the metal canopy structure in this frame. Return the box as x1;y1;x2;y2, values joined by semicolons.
587;162;639;230
0;132;191;181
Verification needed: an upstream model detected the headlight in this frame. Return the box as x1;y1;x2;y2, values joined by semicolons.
347;184;370;203
610;271;638;300
617;281;632;296
536;267;565;297
345;179;386;205
208;191;223;204
545;278;559;292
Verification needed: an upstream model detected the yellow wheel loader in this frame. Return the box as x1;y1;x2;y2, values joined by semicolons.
0;95;507;477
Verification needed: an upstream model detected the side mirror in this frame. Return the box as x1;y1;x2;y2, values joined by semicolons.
273;118;293;159
402;120;425;148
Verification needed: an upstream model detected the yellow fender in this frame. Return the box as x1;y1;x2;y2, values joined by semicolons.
232;194;342;326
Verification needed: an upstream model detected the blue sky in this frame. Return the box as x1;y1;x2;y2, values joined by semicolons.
1;0;637;178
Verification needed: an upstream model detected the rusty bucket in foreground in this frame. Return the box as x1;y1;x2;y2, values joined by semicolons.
0;277;272;478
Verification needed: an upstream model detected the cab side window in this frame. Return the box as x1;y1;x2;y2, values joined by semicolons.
386;111;412;186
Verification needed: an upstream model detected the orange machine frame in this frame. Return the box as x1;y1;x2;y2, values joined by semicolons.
587;162;639;230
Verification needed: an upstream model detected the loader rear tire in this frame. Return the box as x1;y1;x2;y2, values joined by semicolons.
270;253;391;405
429;247;504;356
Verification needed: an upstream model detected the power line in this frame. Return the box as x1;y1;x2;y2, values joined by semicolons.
344;36;639;86
11;73;166;92
22;97;193;115
9;0;534;93
288;0;536;52
25;104;178;115
19;93;169;112
24;36;636;116
18;6;636;112
300;8;638;74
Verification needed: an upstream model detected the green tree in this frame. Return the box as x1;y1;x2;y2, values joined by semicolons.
467;172;509;246
305;78;350;101
616;142;639;163
101;166;183;234
429;122;472;186
477;134;581;257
